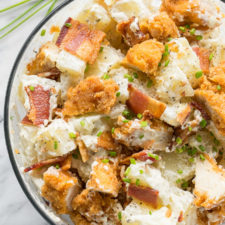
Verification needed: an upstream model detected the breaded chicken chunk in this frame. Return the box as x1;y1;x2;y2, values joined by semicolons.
140;12;179;42
41;166;81;214
56;18;106;64
63;76;119;117
86;159;120;197
194;155;225;210
122;40;164;75
208;61;225;86
117;16;149;47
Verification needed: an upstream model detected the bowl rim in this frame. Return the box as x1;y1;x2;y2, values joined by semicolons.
4;1;73;224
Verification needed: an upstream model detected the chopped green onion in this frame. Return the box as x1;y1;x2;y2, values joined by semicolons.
54;141;58;150
181;181;189;188
176;178;181;184
176;148;183;153
102;73;110;79
139;134;144;139
164;60;170;67
139;169;144;174
122;110;131;118
188;127;192;132
55;164;60;169
148;153;159;160
102;159;109;163
179;26;186;32
29;86;35;91
196;135;202;142
177;169;183;174
116;92;121;97
196;35;203;41
149;211;152;215
65;23;72;28
209;53;214;61
109;151;117;157
124;167;131;177
190;28;196;35
168;37;173;41
189;157;195;163
200;154;205;161
199;145;205;152
80;120;85;127
137;113;143;119
176;137;182;145
123;178;131;183
200;119;207;128
124;74;134;82
97;131;103;137
195;71;203;79
118;212;122;221
140;121;148;128
40;29;46;36
85;64;89;73
69;132;76;139
147;79;153;88
72;153;78;159
133;72;138;79
185;24;190;29
123;120;129;123
217;85;221;91
136;178;140;186
188;147;197;156
111;127;115;134
163;44;169;57
130;158;136;164
99;46;104;53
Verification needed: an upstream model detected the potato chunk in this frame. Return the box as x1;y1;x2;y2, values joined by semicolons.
122;40;164;75
56;18;105;64
63;76;119;117
42;166;80;214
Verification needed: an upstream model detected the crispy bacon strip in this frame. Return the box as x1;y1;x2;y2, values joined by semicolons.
178;211;184;222
127;84;166;118
128;184;159;209
22;85;50;126
56;17;106;64
193;47;210;75
191;101;210;120
24;155;68;172
120;150;157;164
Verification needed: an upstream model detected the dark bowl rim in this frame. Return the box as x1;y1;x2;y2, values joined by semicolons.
4;1;73;224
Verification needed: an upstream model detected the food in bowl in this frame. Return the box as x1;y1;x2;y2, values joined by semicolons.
17;0;225;224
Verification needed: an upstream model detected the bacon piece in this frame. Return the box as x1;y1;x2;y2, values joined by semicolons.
128;184;159;209
178;211;184;222
193;47;210;75
22;85;50;126
24;155;68;172
127;84;166;119
120;150;157;164
63;76;119;117
117;16;149;47
191;101;210;120
122;40;164;75
56;18;106;64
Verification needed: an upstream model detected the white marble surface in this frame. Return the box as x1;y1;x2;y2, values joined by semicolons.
0;1;64;224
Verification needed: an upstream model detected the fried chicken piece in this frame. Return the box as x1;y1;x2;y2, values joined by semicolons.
41;166;81;214
208;61;225;86
86;159;120;197
56;18;106;64
194;154;225;210
193;47;210;75
122;40;164;75
117;16;149;47
97;131;120;151
140;12;179;42
63;76;119;117
127;84;166;119
27;42;59;75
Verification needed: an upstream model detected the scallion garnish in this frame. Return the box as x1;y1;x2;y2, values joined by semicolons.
130;158;136;164
195;71;203;79
102;159;109;163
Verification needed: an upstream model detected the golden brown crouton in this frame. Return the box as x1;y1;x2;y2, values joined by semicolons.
27;42;59;74
122;40;164;75
127;84;166;119
208;61;225;86
140;12;179;42
117;16;149;47
72;189;104;222
195;89;225;135
97;131;120;151
194;154;225;210
42;166;80;214
61;155;72;171
86;159;120;197
63;76;119;117
56;18;106;64
193;47;210;75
